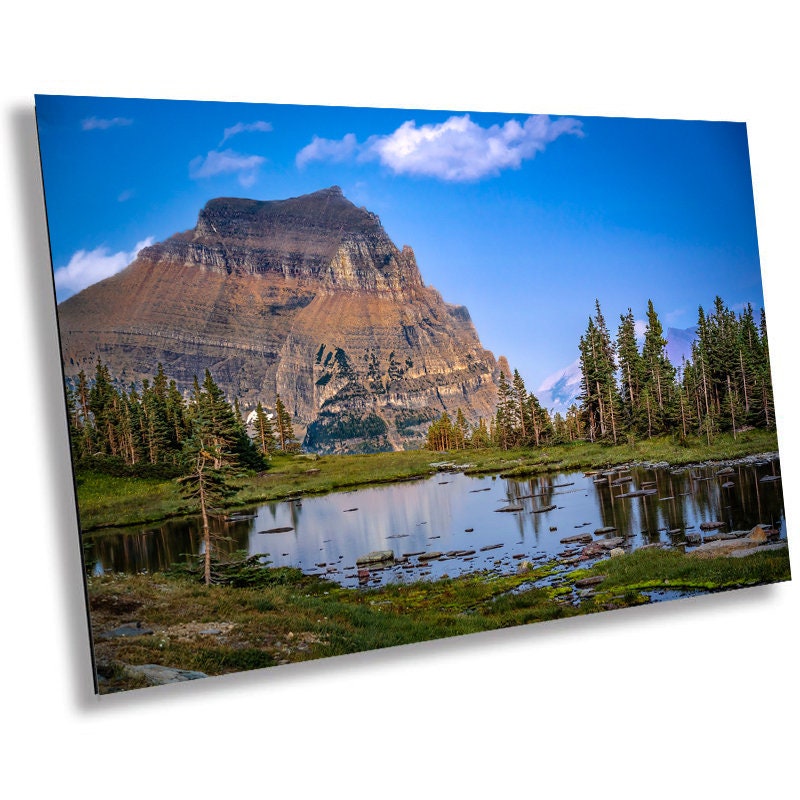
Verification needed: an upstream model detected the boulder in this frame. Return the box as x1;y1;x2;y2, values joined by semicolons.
581;542;606;558
356;550;395;565
124;664;207;685
574;575;606;588
749;524;769;543
609;548;625;558
600;537;625;549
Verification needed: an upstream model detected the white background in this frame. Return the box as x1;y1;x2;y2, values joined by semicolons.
2;3;797;797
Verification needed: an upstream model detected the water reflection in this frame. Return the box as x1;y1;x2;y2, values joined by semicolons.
85;459;786;587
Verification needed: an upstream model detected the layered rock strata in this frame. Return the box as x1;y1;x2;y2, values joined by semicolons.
58;186;500;452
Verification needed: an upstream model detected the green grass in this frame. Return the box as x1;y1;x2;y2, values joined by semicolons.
88;542;790;693
76;429;779;531
565;545;791;608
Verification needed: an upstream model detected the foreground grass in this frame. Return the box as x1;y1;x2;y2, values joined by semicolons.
571;545;791;607
89;542;790;694
77;429;779;531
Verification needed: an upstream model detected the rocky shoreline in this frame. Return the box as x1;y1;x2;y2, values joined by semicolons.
625;451;780;472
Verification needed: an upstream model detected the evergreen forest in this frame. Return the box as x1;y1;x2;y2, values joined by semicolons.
425;296;775;451
65;362;299;477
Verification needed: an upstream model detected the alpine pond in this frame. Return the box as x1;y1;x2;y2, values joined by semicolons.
84;456;786;590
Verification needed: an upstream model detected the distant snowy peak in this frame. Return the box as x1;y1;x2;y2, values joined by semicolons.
536;326;698;413
537;359;583;414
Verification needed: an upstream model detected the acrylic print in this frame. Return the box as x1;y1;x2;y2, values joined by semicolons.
36;95;790;694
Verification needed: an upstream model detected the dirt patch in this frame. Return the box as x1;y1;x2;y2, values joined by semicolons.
164;621;237;642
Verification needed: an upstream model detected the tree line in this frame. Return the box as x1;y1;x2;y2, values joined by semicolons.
65;360;298;474
424;367;556;451
577;296;773;444
426;296;775;451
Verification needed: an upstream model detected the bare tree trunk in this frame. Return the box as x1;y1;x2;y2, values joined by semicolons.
198;477;211;585
739;349;750;414
608;386;617;444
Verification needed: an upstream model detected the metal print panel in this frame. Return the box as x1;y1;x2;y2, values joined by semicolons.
35;95;790;694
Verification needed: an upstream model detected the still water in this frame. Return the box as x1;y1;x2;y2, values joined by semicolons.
84;458;786;587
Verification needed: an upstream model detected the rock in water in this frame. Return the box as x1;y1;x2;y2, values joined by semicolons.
57;187;501;454
356;550;395;565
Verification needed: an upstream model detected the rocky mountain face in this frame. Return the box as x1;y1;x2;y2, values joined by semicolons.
58;186;501;452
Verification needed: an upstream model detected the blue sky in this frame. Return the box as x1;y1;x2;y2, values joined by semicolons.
35;95;764;396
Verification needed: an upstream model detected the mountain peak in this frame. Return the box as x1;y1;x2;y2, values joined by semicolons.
57;188;500;453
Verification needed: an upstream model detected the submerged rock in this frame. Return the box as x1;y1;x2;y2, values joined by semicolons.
560;533;593;544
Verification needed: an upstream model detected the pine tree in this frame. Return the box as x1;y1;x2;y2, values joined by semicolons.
454;408;469;450
274;394;297;452
426;412;454;451
179;405;239;585
470;417;491;449
511;369;530;443
88;359;122;457
578;301;621;442
252;401;277;457
494;372;515;449
640;300;677;435
616;308;644;434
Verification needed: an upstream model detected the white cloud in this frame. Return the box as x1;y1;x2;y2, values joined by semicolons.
220;120;273;144
634;319;647;340
117;189;134;202
55;237;154;301
296;133;359;168
189;149;265;187
81;116;133;131
296;115;582;181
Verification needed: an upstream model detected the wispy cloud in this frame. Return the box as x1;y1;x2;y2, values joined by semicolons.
81;116;133;131
189;149;265;187
220;120;273;144
634;319;647;340
296;114;582;181
117;189;134;202
296;133;359;168
55;237;154;302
